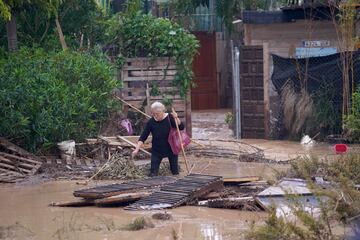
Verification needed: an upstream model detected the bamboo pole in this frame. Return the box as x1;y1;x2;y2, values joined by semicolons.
116;96;151;118
115;96;205;147
116;136;151;156
172;108;190;174
76;158;112;185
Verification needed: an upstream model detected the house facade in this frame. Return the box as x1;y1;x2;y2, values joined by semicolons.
240;6;342;138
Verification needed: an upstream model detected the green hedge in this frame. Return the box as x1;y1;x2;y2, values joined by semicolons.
345;86;360;142
0;47;118;152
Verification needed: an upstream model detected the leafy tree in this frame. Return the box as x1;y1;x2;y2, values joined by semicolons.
0;0;11;20
1;0;52;51
0;0;106;51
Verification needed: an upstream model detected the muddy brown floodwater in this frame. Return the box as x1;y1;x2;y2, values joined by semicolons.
0;180;267;240
1;138;358;240
0;141;277;240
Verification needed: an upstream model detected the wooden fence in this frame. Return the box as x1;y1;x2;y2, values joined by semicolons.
120;58;191;135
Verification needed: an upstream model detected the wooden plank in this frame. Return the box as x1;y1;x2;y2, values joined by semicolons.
128;70;177;77
94;191;151;205
123;136;152;144
123;76;175;82
0;152;41;165
0;172;25;183
0;137;42;162
0;155;34;170
85;138;99;144
0;157;32;173
122;80;174;88
223;176;260;184
116;136;151;156
124;58;175;68
0;161;29;174
0;168;24;176
74;177;177;199
122;86;178;92
123;65;177;71
49;199;95;207
122;95;182;101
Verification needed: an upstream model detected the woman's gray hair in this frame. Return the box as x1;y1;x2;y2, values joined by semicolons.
151;101;165;112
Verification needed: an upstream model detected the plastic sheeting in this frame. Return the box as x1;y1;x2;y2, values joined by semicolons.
271;51;360;99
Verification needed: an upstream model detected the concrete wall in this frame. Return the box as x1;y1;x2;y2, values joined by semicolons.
244;20;340;138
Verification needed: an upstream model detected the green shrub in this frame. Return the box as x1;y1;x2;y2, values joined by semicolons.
344;86;360;142
0;47;118;152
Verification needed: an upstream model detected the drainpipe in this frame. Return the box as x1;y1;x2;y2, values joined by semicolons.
231;41;241;139
231;41;237;138
235;47;241;139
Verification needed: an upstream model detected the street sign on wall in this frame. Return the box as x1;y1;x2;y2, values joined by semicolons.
302;40;331;48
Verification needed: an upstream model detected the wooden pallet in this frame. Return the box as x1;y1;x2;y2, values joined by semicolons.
121;58;186;122
125;174;223;210
73;176;177;199
0;137;42;183
0;171;26;183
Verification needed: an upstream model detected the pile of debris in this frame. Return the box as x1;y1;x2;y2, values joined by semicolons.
80;135;152;162
50;174;224;208
50;174;272;212
0;137;42;183
95;151;174;180
37;135;153;181
50;173;325;221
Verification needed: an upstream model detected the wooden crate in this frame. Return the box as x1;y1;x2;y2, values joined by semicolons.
121;58;191;134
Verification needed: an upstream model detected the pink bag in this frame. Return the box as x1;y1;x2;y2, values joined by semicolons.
167;116;191;155
120;119;133;135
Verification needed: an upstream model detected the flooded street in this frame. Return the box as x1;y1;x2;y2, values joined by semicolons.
1;109;358;239
0;138;343;240
0;180;266;240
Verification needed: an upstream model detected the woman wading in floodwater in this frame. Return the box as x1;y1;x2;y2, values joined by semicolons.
132;101;184;176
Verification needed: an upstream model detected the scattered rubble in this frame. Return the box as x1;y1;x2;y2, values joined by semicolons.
199;197;262;211
255;178;321;220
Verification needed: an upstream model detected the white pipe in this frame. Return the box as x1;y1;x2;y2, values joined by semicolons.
235;47;241;139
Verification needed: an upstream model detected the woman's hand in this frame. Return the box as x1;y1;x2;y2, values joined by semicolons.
132;141;143;159
131;149;139;159
171;112;181;126
170;112;178;119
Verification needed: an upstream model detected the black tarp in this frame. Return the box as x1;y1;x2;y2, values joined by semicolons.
270;51;360;138
272;51;360;104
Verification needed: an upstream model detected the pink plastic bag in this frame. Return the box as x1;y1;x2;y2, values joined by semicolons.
167;116;191;155
120;119;133;135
